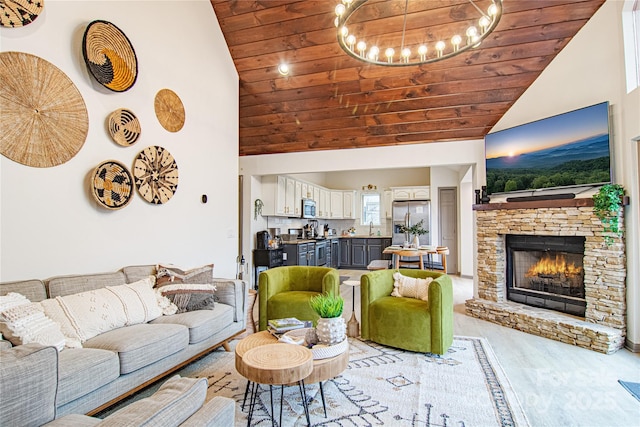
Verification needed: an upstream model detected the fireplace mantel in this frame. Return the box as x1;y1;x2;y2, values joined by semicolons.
472;198;594;211
467;202;626;354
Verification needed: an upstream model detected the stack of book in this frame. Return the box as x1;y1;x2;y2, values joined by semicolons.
267;317;308;335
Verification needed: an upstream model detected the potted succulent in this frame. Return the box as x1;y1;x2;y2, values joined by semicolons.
593;184;626;246
309;292;345;345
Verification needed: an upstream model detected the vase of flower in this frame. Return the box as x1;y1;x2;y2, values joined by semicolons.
309;293;345;345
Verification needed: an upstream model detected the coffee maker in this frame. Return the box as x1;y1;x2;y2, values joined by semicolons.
256;230;270;249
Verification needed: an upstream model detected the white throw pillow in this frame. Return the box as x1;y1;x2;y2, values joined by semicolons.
107;276;162;324
0;292;66;351
391;272;432;301
40;277;169;346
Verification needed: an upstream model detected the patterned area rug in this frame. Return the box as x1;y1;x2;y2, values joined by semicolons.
174;336;529;427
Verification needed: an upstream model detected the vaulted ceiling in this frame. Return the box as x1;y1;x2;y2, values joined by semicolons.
210;0;606;156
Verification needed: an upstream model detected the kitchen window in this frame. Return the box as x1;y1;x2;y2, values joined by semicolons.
361;192;380;225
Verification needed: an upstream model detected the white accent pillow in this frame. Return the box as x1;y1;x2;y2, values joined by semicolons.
39;277;166;347
106;276;162;324
0;292;66;351
391;272;432;301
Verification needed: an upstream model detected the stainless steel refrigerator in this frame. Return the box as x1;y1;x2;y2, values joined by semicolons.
392;200;431;245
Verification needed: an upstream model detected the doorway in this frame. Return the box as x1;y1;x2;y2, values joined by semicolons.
438;187;458;274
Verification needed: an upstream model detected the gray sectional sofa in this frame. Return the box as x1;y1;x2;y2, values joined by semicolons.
0;264;248;424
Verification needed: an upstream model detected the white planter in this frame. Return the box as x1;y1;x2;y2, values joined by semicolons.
316;317;346;345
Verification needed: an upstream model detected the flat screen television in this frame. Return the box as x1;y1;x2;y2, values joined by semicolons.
484;101;612;197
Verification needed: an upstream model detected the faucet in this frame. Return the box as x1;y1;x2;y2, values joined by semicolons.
369;221;374;236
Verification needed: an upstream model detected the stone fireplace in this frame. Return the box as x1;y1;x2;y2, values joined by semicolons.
466;199;626;354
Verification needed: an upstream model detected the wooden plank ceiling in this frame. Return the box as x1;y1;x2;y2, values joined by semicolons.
210;0;606;156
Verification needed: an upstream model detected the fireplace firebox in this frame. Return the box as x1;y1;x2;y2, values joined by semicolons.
506;235;586;317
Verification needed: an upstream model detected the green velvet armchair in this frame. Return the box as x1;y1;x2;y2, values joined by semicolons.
258;266;340;331
360;269;453;354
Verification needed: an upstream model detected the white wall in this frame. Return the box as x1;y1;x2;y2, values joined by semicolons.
0;1;240;280
490;0;640;348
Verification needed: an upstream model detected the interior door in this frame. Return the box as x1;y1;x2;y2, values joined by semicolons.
438;188;458;274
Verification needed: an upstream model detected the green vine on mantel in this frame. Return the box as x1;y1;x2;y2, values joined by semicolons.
592;184;625;246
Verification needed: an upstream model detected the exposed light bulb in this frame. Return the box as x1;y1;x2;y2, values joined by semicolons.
385;48;395;63
417;45;428;60
335;4;345;16
451;35;462;51
346;34;356;49
435;41;446;57
488;4;498;16
340;26;349;38
479;15;490;31
368;46;379;61
401;47;411;63
356;41;367;57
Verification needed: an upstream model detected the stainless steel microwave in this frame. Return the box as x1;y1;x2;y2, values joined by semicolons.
301;198;316;219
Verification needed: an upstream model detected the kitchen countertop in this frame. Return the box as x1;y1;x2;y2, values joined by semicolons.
281;235;391;244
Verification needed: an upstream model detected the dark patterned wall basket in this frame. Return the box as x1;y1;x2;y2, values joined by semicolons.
82;20;138;92
0;0;44;27
91;160;134;210
0;51;88;168
108;108;141;146
154;89;185;132
133;146;179;204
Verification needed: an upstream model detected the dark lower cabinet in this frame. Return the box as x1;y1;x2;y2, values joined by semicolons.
283;242;316;266
351;239;367;268
339;237;392;269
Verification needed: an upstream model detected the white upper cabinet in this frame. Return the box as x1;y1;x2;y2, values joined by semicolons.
343;190;356;219
383;190;393;218
330;191;343;218
392;186;430;201
293;180;302;216
319;188;330;219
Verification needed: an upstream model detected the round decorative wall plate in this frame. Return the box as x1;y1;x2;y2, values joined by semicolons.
0;0;44;27
82;20;138;92
133;146;179;204
0;51;88;168
154;89;185;132
91;160;134;210
108;108;141;146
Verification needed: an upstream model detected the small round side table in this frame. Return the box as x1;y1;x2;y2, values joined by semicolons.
343;280;360;337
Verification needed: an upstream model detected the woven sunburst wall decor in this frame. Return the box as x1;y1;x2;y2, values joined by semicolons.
0;0;44;27
154;89;185;132
133;146;179;204
82;20;138;92
91;160;134;210
0;51;89;168
108;108;141;146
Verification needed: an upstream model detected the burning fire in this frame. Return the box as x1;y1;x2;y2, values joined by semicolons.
525;253;583;277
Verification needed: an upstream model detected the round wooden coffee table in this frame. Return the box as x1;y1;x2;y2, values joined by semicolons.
239;342;313;426
236;331;349;421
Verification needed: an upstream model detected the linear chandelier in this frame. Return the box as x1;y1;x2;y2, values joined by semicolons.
335;0;502;67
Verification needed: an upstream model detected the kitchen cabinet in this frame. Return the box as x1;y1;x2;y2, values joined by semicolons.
343;191;356;219
330;239;339;268
339;239;351;266
261;175;298;217
383;190;393;219
392;186;430;201
351;238;367;268
338;237;392;269
313;186;321;206
330;191;343;218
301;182;309;200
319;188;330;219
283;242;315;266
294;180;302;216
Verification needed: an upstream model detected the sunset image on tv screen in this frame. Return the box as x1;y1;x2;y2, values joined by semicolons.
484;102;611;195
